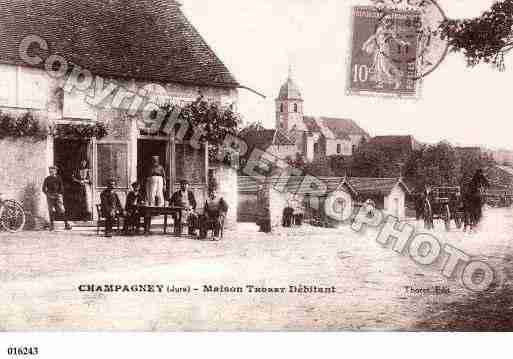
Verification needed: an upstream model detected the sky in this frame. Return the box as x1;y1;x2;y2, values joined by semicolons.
179;0;512;150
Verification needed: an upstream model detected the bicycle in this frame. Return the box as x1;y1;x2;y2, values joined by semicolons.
0;193;26;232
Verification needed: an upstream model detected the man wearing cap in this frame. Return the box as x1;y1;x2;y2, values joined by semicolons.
42;166;72;231
100;179;124;237
146;155;166;207
170;180;198;236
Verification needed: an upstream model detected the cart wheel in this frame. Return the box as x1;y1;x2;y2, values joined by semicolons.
0;200;26;232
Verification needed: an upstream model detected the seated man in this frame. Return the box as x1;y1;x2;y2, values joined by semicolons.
199;188;228;241
124;182;144;234
100;179;124;237
170;180;198;236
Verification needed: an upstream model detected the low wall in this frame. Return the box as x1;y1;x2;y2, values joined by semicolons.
0;138;50;228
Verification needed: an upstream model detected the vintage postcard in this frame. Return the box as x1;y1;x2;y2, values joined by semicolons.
1;0;513;335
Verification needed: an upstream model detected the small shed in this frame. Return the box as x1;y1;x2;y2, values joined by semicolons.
349;177;411;219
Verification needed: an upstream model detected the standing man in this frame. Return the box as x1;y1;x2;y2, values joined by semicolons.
100;179;124;237
170;180;198;236
42;166;72;231
146;155;166;207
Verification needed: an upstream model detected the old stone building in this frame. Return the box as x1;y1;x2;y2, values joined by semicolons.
0;0;239;227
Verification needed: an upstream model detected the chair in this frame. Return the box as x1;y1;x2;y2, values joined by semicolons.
96;204;121;235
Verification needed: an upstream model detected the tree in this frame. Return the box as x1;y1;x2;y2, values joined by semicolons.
440;0;513;70
303;156;336;177
351;148;398;178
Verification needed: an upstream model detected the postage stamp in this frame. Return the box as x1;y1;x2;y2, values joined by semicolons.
348;6;421;97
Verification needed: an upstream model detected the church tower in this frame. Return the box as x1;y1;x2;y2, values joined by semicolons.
275;67;305;131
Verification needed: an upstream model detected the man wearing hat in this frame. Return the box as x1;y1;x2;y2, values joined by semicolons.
146;155;166;207
100;179;124;237
170;180;198;236
42;166;72;231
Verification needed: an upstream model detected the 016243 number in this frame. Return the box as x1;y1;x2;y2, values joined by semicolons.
7;347;39;356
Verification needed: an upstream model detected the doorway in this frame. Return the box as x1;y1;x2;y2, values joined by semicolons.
137;139;169;199
54;139;92;221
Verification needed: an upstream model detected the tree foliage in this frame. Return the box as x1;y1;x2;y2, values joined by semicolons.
351;148;399;178
440;0;513;70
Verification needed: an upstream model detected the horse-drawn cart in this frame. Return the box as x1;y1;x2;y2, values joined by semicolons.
424;187;463;231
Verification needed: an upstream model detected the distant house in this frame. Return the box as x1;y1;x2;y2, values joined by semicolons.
274;72;370;162
349;177;411;219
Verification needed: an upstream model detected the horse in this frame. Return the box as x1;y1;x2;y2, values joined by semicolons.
461;169;489;232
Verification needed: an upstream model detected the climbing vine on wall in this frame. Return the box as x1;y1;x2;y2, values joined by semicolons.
160;96;242;164
0;111;49;141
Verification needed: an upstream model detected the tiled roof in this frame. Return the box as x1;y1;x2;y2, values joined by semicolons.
0;0;238;87
303;116;367;141
238;175;369;197
364;136;419;151
241;128;295;151
349;177;411;196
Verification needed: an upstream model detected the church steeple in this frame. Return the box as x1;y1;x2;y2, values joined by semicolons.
275;68;304;131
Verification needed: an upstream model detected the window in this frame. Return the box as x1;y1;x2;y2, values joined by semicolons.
280;103;284;113
337;144;342;154
352;145;357;154
97;143;129;188
0;65;48;109
314;142;319;154
294;103;298;112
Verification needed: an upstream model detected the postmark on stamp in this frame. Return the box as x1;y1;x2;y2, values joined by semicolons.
348;6;421;97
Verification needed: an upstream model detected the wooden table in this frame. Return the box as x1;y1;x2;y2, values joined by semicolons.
137;206;184;235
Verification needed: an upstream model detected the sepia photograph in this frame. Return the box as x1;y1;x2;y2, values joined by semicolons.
0;0;513;340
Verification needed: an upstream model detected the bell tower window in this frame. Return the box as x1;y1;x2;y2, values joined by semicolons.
294;103;298;113
280;103;284;113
